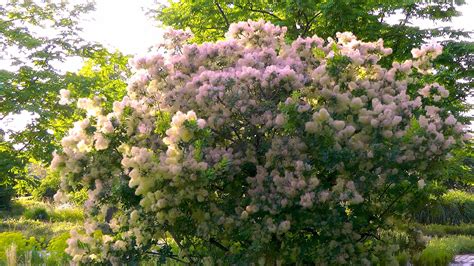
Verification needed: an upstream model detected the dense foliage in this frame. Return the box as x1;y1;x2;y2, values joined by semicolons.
52;21;468;264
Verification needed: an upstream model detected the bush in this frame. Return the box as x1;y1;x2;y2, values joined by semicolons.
414;235;474;266
32;172;60;202
50;207;84;222
415;190;474;225
46;232;72;264
0;232;39;262
24;207;49;221
0;185;14;210
396;252;410;266
69;188;88;206
52;21;467;264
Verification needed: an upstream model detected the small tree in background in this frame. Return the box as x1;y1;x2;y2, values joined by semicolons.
53;21;468;264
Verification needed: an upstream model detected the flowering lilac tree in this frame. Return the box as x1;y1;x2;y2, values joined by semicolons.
52;20;468;264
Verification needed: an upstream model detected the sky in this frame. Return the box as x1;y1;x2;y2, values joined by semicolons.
79;0;474;52
54;0;165;73
81;0;164;56
1;0;473;132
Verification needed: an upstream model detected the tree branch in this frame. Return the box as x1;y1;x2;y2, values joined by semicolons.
234;4;283;21
210;237;229;252
302;11;322;37
0;15;36;25
379;10;386;23
168;229;196;263
214;0;230;28
378;184;414;220
357;231;383;243
390;4;416;57
145;251;188;264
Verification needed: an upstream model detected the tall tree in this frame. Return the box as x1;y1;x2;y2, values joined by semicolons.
0;0;129;200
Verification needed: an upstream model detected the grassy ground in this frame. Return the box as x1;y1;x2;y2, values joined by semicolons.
414;235;474;266
392;223;474;265
407;190;474;265
0;197;83;265
1;196;474;265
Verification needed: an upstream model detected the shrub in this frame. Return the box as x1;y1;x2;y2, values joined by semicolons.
33;171;88;205
0;185;14;210
50;207;84;222
396;252;410;266
415;190;474;224
0;232;39;261
69;188;88;206
32;172;60;202
24;207;49;221
46;232;72;264
52;21;468;264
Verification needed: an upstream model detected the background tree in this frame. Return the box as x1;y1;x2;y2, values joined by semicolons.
0;0;130;206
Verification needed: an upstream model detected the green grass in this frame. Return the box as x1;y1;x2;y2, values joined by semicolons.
0;231;72;265
414;235;474;266
0;197;82;243
49;207;84;222
0;196;84;223
24;206;49;221
418;223;474;237
0;218;78;244
0;197;83;265
415;190;474;225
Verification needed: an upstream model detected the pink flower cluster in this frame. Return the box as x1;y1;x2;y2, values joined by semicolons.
52;20;467;264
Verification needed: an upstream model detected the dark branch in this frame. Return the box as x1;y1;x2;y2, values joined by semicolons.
214;0;230;28
302;227;318;236
357;231;383;243
378;184;414;219
145;251;188;264
168;230;196;263
302;11;322;36
234;4;283;21
210;237;229;252
379;10;386;23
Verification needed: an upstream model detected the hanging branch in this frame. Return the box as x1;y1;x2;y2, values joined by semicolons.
214;0;230;28
234;4;283;21
302;11;322;36
210;237;229;252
